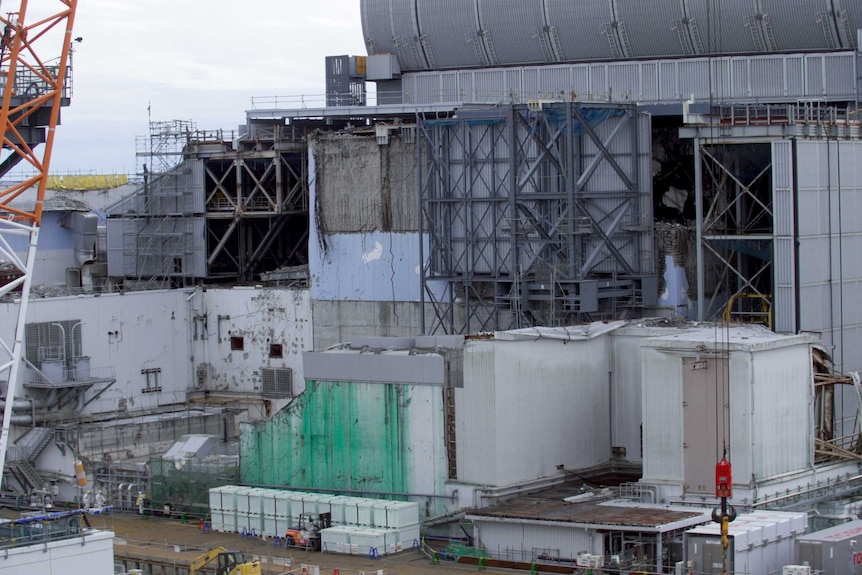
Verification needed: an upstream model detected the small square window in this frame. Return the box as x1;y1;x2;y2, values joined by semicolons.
230;336;244;350
269;344;283;358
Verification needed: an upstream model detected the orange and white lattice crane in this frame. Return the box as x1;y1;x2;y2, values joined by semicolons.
0;0;78;487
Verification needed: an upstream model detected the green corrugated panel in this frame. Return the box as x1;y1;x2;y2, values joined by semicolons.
240;381;410;494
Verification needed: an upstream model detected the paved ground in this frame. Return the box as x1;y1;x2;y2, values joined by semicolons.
98;511;485;575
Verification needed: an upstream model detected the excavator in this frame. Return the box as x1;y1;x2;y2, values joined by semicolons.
188;546;261;575
284;512;332;552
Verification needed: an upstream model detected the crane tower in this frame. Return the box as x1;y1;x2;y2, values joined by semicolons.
0;0;78;487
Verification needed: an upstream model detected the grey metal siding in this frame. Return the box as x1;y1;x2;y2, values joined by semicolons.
684;0;759;54
367;0;861;71
402;51;856;106
613;0;687;58
761;0;837;52
545;0;616;62
390;0;426;70
475;520;595;562
477;0;548;65
772;140;796;334
416;0;484;69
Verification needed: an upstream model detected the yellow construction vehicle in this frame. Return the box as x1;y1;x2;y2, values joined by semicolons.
189;546;261;575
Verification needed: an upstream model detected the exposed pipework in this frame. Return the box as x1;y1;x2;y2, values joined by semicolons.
65;211;98;266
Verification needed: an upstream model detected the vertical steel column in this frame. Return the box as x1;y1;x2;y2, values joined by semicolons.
418;120;426;334
695;138;705;321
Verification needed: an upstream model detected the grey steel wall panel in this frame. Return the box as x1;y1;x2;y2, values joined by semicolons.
457;71;474;100
750;57;785;99
806;54;825;96
659;61;679;101
761;0;836;52
402;51;856;106
613;0;686;58
685;0;758;54
416;0;484;69
640;62;659;101
475;520;594;562
785;56;805;98
545;0;616;62
477;0;548;65
823;53;855;96
106;219;125;277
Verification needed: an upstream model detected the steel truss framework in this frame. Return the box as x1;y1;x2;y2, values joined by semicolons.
0;0;78;488
110;129;309;284
419;102;656;335
693;138;775;325
202;137;309;281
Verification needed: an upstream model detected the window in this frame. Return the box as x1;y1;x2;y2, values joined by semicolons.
269;344;283;358
261;368;293;397
230;336;244;351
141;368;162;393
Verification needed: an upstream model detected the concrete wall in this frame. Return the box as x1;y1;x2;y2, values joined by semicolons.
0;286;312;420
311;300;426;350
191;287;312;395
457;333;613;487
312;132;421;233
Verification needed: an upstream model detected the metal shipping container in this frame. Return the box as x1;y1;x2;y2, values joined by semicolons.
795;520;862;575
685;511;807;575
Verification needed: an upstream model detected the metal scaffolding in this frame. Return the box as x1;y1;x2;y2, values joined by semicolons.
419;102;656;334
107;123;310;284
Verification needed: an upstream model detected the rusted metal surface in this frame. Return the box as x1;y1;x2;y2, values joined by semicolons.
467;490;701;528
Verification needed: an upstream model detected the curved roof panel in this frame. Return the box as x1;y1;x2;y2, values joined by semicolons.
545;0;617;62
834;0;862;48
761;0;837;52
416;0;485;69
363;0;857;72
361;0;397;58
477;0;549;65
613;0;688;58
685;0;759;54
389;0;428;70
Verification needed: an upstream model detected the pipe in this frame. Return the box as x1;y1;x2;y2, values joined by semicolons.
240;482;457;500
51;322;67;366
71;322;83;360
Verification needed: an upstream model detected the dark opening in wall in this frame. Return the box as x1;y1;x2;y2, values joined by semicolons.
230;336;244;351
269;343;283;358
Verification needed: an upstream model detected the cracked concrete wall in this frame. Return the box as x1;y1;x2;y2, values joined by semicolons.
193;287;312;395
311;132;421;233
0;286;312;419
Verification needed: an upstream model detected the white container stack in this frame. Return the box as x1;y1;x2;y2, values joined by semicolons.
208;485;421;556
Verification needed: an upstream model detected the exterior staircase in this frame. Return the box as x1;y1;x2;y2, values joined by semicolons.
5;427;54;492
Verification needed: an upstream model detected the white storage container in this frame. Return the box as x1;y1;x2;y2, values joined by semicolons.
382;501;419;529
356;499;376;525
371;500;390;527
263;515;279;537
235;487;258;514
260;489;279;516
350;527;387;556
341;499;360;526
321;525;353;553
274;490;293;519
396;523;420;547
210;510;225;532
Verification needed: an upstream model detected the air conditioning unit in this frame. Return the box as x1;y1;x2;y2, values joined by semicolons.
782;566;811;575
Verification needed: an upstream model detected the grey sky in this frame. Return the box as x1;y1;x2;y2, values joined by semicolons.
46;0;366;175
